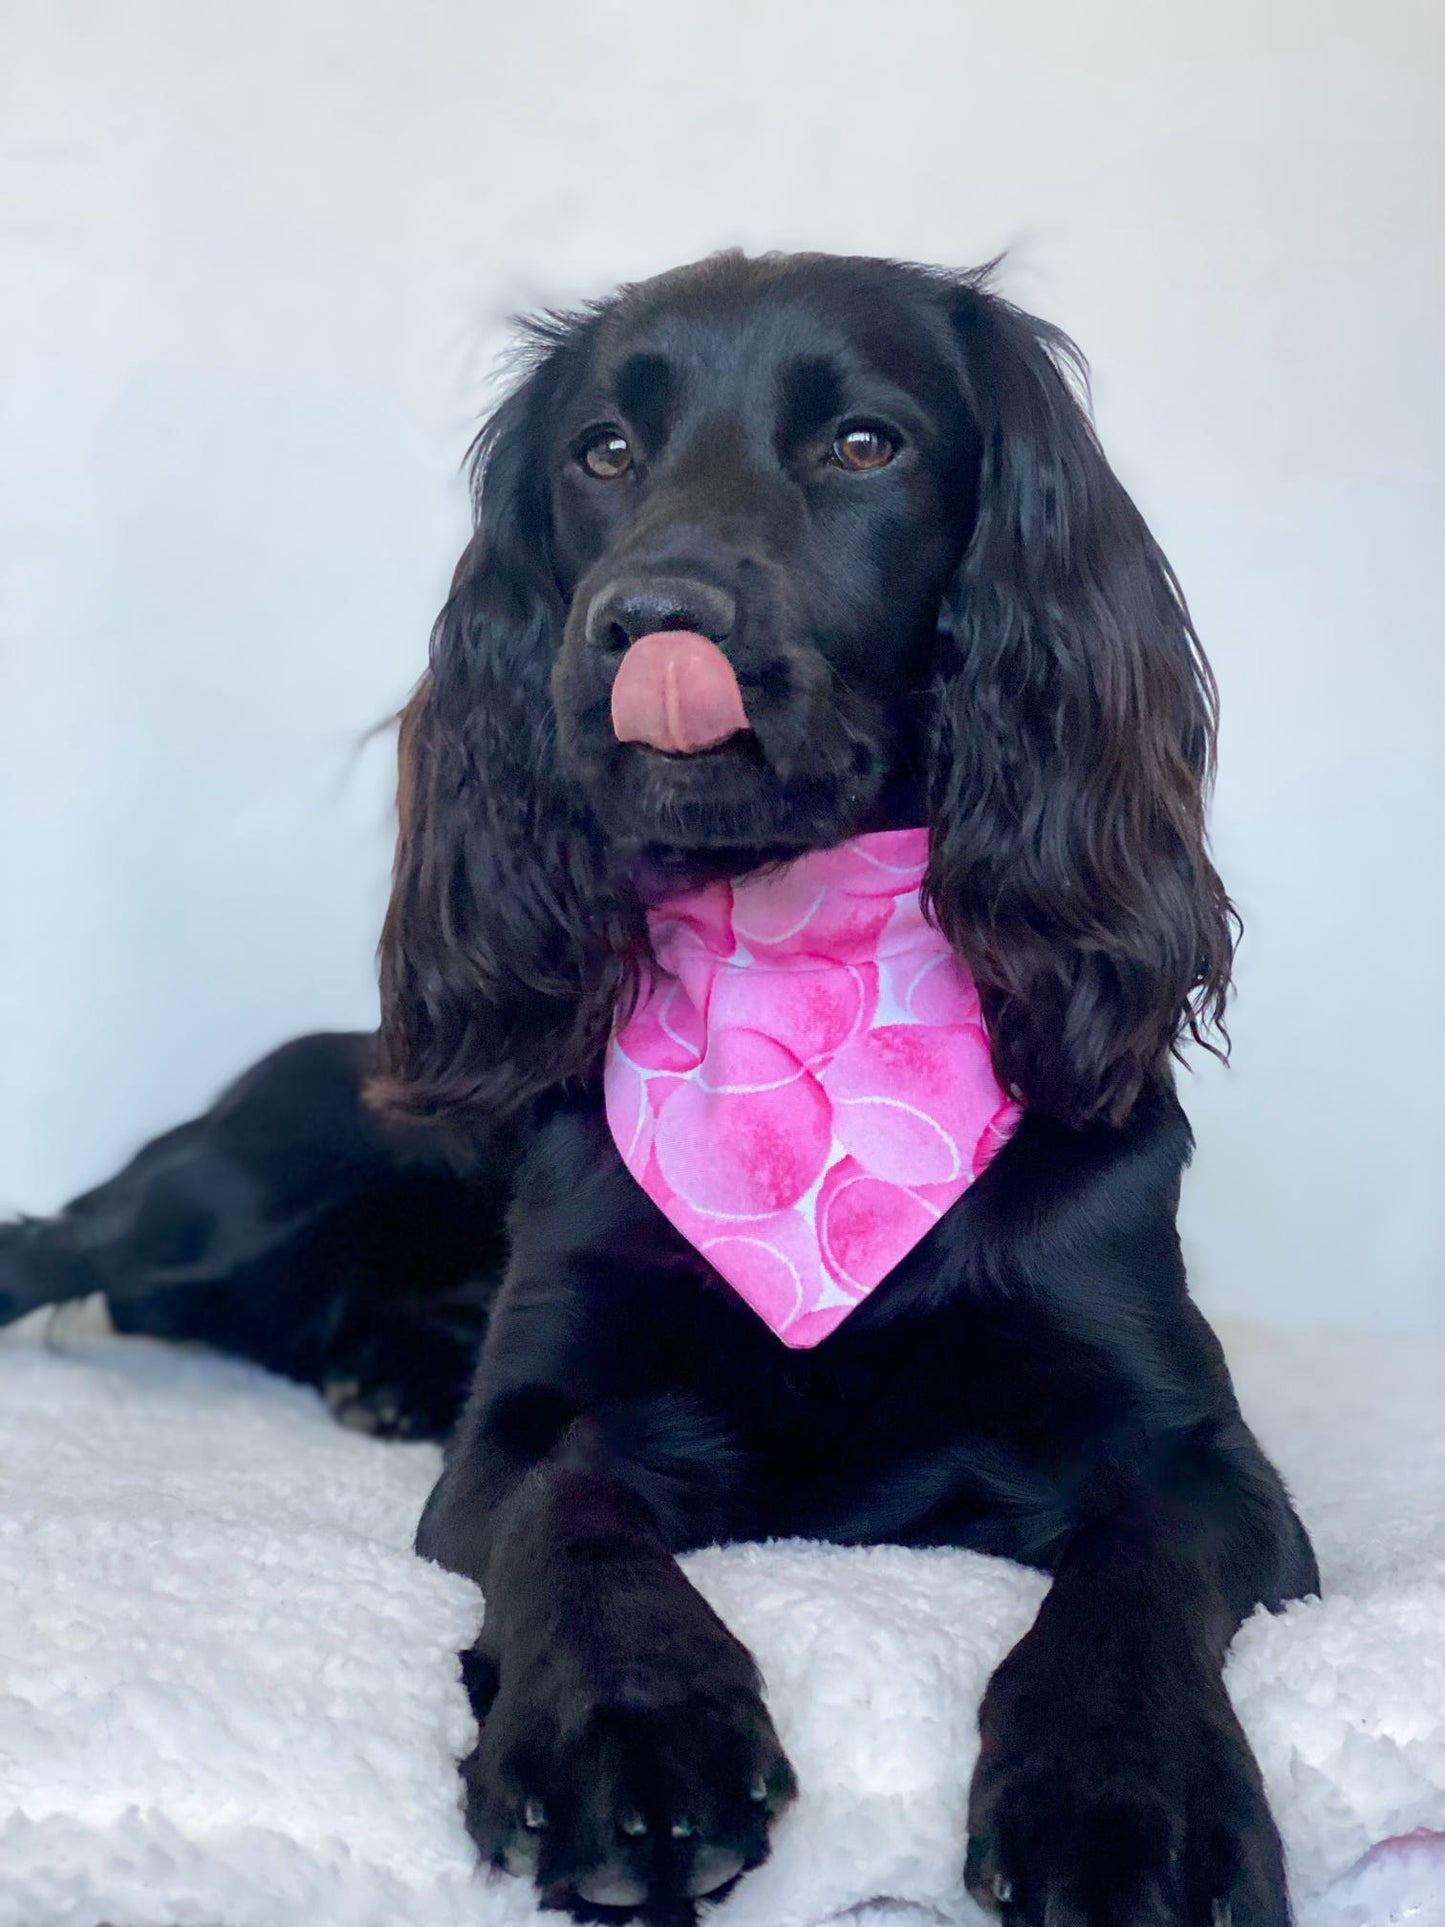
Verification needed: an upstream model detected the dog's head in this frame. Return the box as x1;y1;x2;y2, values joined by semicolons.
546;255;980;858
375;253;1235;1132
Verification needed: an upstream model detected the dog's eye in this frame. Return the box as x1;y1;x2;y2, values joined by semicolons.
829;424;897;472
580;430;634;480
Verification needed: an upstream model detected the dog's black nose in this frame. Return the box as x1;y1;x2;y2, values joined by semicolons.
585;576;737;653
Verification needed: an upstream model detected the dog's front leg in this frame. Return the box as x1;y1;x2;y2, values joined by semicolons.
418;1413;795;1922
964;1428;1317;1927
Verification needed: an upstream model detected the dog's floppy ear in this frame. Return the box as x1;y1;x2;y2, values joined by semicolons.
370;323;646;1124
925;279;1237;1130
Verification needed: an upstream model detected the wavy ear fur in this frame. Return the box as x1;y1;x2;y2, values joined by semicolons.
926;279;1237;1130
371;323;647;1124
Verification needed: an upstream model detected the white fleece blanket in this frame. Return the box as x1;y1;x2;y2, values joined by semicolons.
0;1313;1441;1927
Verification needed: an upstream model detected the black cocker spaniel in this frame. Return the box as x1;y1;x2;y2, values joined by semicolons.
1;252;1317;1927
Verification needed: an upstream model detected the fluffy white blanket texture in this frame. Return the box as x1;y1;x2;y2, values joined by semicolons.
0;1312;1440;1927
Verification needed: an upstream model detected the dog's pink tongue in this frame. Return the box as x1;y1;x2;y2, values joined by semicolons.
610;631;751;754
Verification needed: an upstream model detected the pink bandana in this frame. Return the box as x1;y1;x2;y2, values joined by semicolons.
604;828;1021;1347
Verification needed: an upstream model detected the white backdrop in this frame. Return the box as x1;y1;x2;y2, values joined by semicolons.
3;0;1442;1329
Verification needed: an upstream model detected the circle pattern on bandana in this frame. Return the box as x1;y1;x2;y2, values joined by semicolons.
604;829;1021;1346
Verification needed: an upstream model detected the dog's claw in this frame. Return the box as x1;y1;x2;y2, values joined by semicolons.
523;1797;546;1830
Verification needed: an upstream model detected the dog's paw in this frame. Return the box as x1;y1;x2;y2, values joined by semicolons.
964;1642;1288;1927
322;1371;440;1439
0;1219;65;1327
460;1617;795;1921
320;1323;475;1440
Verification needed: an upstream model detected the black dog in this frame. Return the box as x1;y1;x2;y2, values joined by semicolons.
2;253;1318;1927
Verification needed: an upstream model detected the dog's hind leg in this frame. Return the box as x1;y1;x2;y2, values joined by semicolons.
0;1032;511;1439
